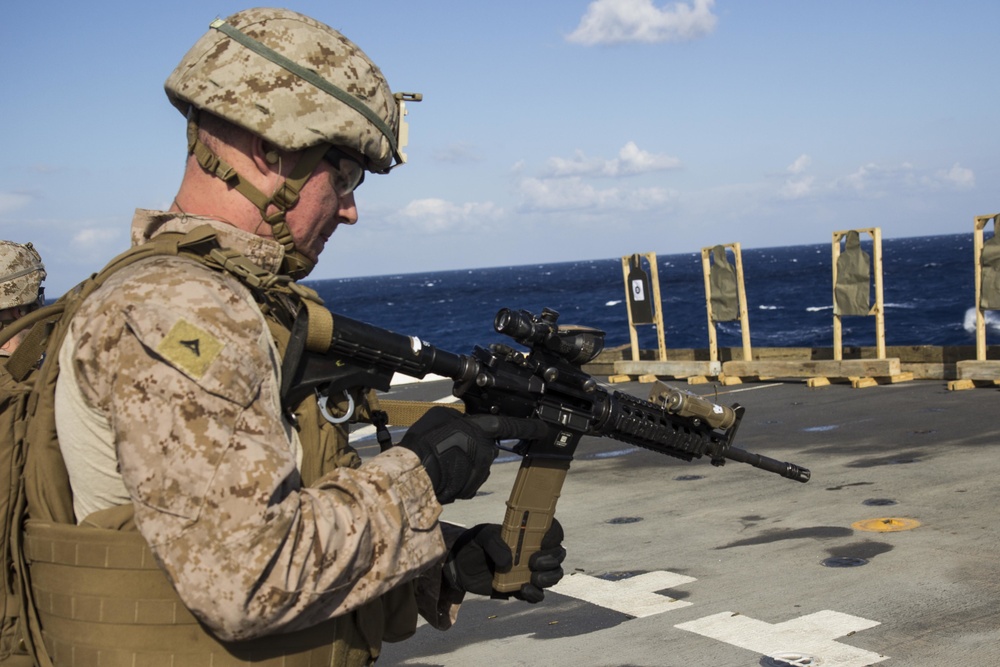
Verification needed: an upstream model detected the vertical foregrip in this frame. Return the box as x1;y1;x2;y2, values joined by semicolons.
493;457;570;593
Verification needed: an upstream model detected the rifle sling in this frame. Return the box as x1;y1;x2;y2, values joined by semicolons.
373;399;463;427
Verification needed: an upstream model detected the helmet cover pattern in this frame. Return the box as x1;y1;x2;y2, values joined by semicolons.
165;8;399;172
0;241;45;310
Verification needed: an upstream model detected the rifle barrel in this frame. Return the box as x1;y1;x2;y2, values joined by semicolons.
723;446;811;482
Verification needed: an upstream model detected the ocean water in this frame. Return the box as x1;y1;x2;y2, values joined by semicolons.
307;232;998;355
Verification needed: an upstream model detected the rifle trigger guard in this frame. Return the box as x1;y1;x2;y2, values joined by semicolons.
318;390;354;424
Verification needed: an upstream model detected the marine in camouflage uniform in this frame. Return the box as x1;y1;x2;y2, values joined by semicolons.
33;7;564;667
0;241;45;358
57;210;454;640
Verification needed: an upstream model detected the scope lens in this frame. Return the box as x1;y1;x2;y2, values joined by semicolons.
494;309;513;332
495;308;536;340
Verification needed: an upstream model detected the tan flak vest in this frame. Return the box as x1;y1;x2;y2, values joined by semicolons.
1;226;418;667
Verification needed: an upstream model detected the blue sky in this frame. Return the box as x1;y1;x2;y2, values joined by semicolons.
2;0;998;295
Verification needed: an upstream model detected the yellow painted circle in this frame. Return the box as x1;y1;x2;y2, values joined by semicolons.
852;517;921;533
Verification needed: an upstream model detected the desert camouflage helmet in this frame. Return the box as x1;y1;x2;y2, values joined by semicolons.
0;241;45;310
164;7;403;173
163;8;420;278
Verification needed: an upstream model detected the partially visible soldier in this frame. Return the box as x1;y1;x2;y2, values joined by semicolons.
20;7;564;667
0;240;45;357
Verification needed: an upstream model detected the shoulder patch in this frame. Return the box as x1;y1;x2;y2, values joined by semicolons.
157;319;225;379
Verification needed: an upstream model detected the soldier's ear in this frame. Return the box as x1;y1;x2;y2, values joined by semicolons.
250;136;282;175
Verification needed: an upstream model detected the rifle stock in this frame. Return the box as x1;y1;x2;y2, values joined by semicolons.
284;306;810;594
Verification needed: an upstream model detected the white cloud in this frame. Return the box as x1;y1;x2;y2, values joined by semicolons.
395;198;504;233
546;151;607;178
518;177;616;211
432;143;484;164
517;176;672;212
787;154;812;175
622;186;675;210
777;154;814;199
545;142;680;178
833;162;916;197
0;192;33;216
781;160;975;200
779;176;815;200
615;141;682;175
73;227;119;247
567;0;718;46
935;163;975;190
837;163;877;193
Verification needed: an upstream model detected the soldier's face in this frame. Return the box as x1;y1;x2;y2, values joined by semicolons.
0;306;26;355
284;159;359;263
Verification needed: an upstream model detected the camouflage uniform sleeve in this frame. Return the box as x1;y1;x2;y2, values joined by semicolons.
414;522;466;629
68;256;446;641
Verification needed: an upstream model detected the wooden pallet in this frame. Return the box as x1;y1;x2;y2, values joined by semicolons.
719;359;911;388
947;361;1000;390
807;372;915;388
610;360;722;384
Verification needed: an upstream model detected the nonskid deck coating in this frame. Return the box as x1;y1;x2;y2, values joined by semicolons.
365;377;1000;667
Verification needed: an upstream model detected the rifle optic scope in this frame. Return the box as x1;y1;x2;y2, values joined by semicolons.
494;308;605;366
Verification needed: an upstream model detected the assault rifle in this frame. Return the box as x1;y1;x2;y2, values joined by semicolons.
281;306;810;593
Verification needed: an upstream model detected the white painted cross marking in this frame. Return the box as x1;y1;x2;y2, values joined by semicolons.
675;609;887;666
551;570;696;617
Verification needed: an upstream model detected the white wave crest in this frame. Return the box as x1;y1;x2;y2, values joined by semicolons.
963;307;1000;333
606;300;623;306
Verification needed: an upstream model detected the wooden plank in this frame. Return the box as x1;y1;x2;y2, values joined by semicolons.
900;363;949;380
586;344;1000;381
646;253;667;362
732;243;753;362
722;358;900;378
948;379;976;391
621;257;641;364
956;360;1000;381
607;374;632;384
874;227;886;360
700;248;718;363
973;215;998;361
614;360;722;378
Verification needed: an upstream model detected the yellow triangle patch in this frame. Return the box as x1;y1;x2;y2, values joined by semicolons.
156;319;224;379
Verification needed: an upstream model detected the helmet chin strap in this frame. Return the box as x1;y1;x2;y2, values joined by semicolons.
186;110;328;279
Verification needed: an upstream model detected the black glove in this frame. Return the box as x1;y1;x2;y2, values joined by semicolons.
399;407;547;504
444;520;566;603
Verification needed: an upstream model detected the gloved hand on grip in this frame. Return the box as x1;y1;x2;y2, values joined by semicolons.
443;520;566;603
399;407;548;504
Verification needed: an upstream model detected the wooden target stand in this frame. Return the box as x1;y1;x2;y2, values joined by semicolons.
951;213;1000;390
701;243;753;386
818;227;909;387
610;253;722;383
722;228;910;388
